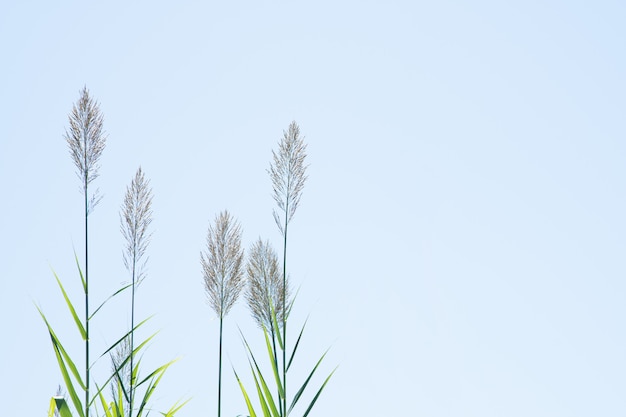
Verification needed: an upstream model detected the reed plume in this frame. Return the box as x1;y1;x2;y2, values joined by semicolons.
120;166;153;415
269;121;308;415
66;86;107;213
246;238;289;330
109;336;131;417
270;121;308;236
64;86;107;417
201;210;244;417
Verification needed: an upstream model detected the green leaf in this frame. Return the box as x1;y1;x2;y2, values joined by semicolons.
270;303;284;351
250;365;272;417
288;349;329;414
98;317;153;360
248;357;279;417
53;271;86;340
136;359;175;387
262;328;284;400
301;367;336;417
287;317;308;372
89;283;132;321
37;307;86;416
136;361;170;417
234;368;258;417
96;385;113;417
160;398;190;417
74;252;86;293
51;396;74;417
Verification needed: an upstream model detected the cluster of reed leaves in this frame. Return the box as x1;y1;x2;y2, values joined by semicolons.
39;87;185;417
202;121;334;417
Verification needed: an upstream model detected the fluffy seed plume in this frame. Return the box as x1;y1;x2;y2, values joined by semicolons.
269;121;308;235
201;211;245;318
121;167;154;285
246;238;290;329
65;86;107;212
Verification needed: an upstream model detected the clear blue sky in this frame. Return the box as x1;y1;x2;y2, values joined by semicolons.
1;1;625;416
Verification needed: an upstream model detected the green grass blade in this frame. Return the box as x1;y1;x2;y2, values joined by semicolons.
136;361;170;417
250;364;272;417
301;367;336;417
52;396;75;417
135;359;175;388
96;386;113;417
269;304;284;351
248;358;280;417
89;283;132;320
74;252;86;293
53;271;86;340
49;340;84;417
38;307;86;391
288;349;329;414
287;317;308;372
48;397;56;417
234;368;258;417
262;328;284;399
98;317;154;360
160;398;191;417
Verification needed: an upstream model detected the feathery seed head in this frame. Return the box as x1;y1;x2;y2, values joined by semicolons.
246;238;290;329
120;167;153;285
269;121;308;235
201;211;245;319
65;86;107;209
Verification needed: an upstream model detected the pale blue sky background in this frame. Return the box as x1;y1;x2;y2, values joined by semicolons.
1;1;625;416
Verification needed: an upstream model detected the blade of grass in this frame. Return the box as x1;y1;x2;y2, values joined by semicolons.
301;367;336;417
89;284;132;321
288;349;329;414
53;271;86;340
262;327;284;400
247;356;280;417
74;252;86;293
287;317;308;372
52;396;75;417
250;364;272;417
234;368;258;417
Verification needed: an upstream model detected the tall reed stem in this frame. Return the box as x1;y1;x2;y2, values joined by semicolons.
84;177;90;417
201;211;244;417
66;86;106;417
120;167;153;416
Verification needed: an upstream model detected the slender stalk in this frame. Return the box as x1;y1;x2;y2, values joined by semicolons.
201;211;244;417
66;87;106;417
120;167;153;416
218;314;223;417
130;253;136;414
84;177;89;417
282;212;287;416
269;121;307;415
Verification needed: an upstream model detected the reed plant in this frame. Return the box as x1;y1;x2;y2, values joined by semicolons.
201;210;245;417
235;121;334;417
120;166;154;415
67;86;106;417
40;87;185;417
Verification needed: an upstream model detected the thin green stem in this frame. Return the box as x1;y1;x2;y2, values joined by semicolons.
218;314;223;417
84;174;90;417
282;206;288;417
130;252;136;416
270;319;282;416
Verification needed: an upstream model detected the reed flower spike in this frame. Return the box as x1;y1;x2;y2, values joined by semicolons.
65;86;107;213
269;121;308;235
120;166;153;414
201;210;244;417
121;167;154;286
246;238;290;330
